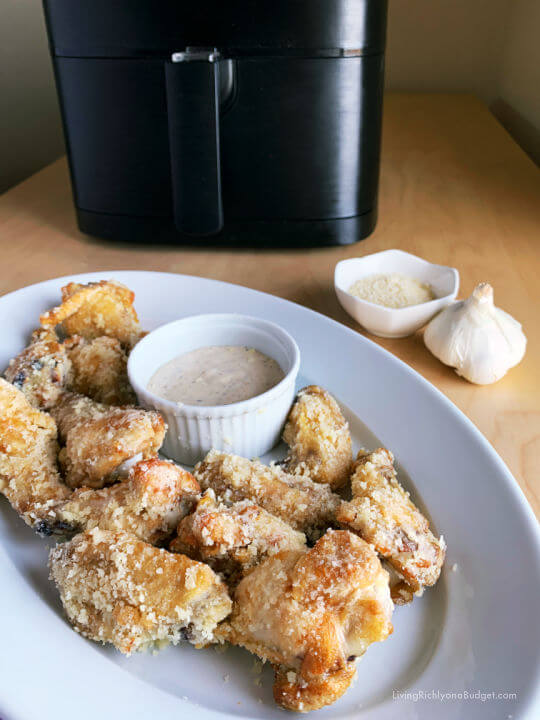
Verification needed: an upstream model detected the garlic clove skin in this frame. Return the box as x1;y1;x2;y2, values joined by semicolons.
424;283;526;385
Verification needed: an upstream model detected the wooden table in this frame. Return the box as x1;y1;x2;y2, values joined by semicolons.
1;93;539;518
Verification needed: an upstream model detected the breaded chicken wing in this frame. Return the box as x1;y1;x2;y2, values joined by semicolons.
4;328;72;409
194;450;341;540
65;335;136;406
51;393;166;488
0;379;70;531
4;328;136;410
49;529;232;655
337;448;445;597
40;280;145;349
46;458;200;543
283;385;352;489
222;530;393;712
170;489;306;583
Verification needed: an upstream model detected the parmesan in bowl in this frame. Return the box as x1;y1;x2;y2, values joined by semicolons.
348;273;435;309
334;250;459;338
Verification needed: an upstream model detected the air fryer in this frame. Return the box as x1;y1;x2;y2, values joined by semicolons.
43;0;388;247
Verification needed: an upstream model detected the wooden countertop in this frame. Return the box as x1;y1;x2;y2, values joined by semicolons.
1;93;539;518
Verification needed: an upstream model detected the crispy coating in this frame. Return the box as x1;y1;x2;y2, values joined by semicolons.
40;280;145;349
194;450;341;540
283;385;352;489
46;458;200;543
337;448;446;595
170;489;306;583
0;378;70;531
65;335;136;406
4;328;73;409
51;393;166;488
49;529;232;655
222;530;393;712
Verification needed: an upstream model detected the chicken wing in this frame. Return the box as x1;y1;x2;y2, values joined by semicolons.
170;489;306;583
49;528;232;655
3;327;136;409
65;335;136;406
337;448;446;597
0;378;70;531
282;385;352;490
4;328;73;409
194;450;341;540
45;458;200;544
222;530;393;712
40;280;145;349
51;393;166;488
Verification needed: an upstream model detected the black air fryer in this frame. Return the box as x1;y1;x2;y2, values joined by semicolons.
43;1;387;247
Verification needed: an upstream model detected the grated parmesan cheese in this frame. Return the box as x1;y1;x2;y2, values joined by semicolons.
348;273;434;309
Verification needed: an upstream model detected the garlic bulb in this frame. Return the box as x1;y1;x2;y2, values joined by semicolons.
424;283;526;385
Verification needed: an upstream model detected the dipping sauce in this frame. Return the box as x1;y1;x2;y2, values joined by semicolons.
147;345;285;406
348;273;435;309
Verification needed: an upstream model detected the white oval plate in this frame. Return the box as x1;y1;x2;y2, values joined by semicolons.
0;271;539;720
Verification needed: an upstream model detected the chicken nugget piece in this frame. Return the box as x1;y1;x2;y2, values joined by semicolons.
51;393;166;488
40;280;145;349
194;450;341;540
49;528;232;655
65;335;136;406
4;328;72;409
222;530;393;712
171;489;306;583
337;448;446;596
45;458;200;543
0;378;71;531
283;385;352;490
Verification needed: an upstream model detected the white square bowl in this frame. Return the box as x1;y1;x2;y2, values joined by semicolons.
335;249;459;338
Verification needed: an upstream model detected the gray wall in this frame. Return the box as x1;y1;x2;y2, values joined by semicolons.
387;0;511;103
1;0;64;193
1;0;539;195
494;0;540;165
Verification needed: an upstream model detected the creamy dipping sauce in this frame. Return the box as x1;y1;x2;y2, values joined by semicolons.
147;345;285;406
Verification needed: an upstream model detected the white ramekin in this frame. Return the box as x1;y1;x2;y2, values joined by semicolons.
335;249;459;338
127;314;300;466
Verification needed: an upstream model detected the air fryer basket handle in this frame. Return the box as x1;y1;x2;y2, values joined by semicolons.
165;49;223;236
